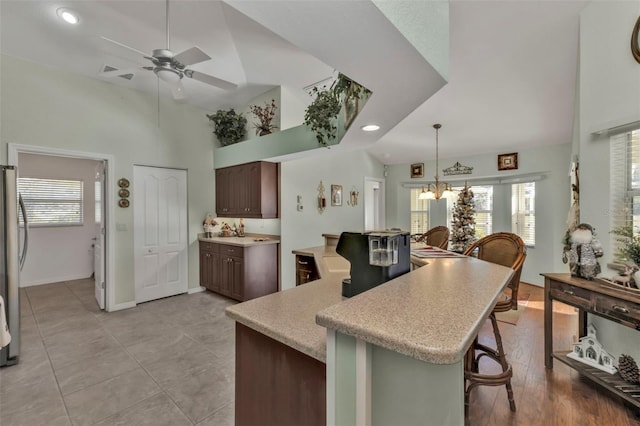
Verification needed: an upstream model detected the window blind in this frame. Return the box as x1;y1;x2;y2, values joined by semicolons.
512;182;535;246
610;129;640;258
18;178;84;226
410;188;430;235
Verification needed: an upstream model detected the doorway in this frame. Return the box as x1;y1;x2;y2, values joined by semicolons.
8;143;114;311
364;177;385;231
133;165;188;303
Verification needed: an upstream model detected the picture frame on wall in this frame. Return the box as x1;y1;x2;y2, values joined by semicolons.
410;163;424;178
498;153;518;171
331;185;343;206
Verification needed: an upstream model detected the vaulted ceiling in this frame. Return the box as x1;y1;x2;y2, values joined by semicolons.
0;0;587;164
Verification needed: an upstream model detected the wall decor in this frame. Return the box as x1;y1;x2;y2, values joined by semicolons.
317;181;326;213
443;161;473;176
347;186;359;206
632;15;640;64
118;178;130;188
331;184;343;206
497;153;518;171
410;163;424;178
344;92;358;129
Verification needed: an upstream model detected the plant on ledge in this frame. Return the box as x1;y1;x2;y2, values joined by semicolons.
303;73;371;146
610;226;640;266
206;109;247;146
249;99;279;136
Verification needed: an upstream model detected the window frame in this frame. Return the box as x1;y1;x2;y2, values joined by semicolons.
410;188;430;237
511;182;535;247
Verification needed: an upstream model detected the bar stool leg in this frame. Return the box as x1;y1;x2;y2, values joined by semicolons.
488;313;516;411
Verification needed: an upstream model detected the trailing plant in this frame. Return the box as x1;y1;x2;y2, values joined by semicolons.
249;99;278;136
206;109;247;146
303;73;371;146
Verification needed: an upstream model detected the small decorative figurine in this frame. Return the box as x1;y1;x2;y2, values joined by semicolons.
562;223;603;280
203;213;218;237
568;324;617;374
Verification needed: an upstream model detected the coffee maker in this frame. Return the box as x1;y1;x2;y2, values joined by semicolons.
336;231;411;298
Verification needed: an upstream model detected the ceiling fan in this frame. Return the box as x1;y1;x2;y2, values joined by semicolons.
99;0;237;100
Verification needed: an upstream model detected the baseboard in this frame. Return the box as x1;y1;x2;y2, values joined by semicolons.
520;280;542;288
20;274;93;287
107;301;136;312
188;286;206;294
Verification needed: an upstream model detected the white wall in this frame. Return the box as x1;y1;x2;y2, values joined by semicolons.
18;153;101;286
280;149;384;290
1;55;217;306
385;143;572;286
577;1;640;361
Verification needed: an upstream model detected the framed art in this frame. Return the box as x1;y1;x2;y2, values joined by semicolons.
410;163;424;178
331;184;343;206
498;153;518;171
344;94;358;129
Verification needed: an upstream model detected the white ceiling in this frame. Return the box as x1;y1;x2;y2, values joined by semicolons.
0;0;587;165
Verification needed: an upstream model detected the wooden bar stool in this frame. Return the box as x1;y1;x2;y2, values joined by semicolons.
415;226;450;249
462;232;526;414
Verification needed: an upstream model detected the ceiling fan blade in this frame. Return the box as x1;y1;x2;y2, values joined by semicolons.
98;67;147;78
185;70;237;91
171;80;187;101
173;46;211;66
101;36;148;58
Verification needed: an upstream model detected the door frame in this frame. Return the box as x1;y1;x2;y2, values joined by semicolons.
364;176;385;231
8;143;116;311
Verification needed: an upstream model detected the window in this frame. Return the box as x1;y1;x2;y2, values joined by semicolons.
18;178;84;226
410;188;430;236
448;185;493;238
95;180;102;224
512;182;535;246
610;128;640;254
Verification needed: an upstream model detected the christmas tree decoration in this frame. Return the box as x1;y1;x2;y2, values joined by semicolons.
450;182;476;253
618;354;640;384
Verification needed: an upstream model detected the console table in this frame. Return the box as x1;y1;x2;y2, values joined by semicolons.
543;273;640;411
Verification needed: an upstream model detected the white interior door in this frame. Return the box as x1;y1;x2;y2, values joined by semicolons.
94;162;106;309
133;166;188;303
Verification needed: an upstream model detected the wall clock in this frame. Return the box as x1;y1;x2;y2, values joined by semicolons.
632;16;640;64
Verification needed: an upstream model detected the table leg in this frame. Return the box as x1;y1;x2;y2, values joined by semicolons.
544;277;553;369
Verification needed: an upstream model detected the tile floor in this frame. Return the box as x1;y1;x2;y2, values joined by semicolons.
0;279;237;425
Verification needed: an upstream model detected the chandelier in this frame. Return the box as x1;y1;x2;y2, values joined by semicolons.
418;123;453;200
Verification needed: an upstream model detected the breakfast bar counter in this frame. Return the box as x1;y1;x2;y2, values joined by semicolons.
226;245;514;425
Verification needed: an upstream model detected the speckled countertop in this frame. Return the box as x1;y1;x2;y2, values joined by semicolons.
198;233;280;247
226;246;513;365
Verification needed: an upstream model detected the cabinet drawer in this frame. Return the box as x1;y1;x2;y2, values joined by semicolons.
296;255;314;272
219;244;244;258
199;241;219;253
549;281;592;310
594;296;640;329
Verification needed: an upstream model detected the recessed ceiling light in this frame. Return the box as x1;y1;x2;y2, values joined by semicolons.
57;8;79;25
361;124;380;132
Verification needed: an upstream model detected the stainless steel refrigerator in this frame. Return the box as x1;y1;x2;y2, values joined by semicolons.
1;165;28;367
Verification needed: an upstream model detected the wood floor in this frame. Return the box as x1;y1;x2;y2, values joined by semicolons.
466;283;640;425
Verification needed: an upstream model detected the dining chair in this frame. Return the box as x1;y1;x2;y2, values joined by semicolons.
462;232;526;414
415;226;450;250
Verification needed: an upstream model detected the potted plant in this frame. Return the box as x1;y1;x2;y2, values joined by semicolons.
249;99;279;136
610;226;640;283
303;73;371;146
206;109;247;146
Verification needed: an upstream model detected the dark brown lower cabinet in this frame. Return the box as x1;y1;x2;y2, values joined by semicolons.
235;323;326;426
296;254;319;286
199;241;278;301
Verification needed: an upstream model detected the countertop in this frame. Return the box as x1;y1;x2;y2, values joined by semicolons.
226;246;513;365
198;233;280;247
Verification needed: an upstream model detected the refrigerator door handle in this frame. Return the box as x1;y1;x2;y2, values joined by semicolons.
18;194;28;271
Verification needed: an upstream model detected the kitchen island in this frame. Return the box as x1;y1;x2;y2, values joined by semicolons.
226;245;514;426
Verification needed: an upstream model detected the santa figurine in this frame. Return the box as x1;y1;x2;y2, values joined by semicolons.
563;223;603;280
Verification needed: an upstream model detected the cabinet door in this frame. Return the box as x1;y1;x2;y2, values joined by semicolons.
245;162;262;215
230;256;244;300
200;249;213;289
220;257;233;296
230;165;245;215
216;168;231;215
